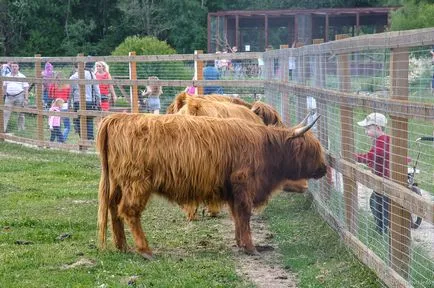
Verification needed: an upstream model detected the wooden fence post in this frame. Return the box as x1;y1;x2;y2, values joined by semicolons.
313;39;330;200
389;47;411;279
195;50;204;95
35;54;44;147
336;34;357;234
77;54;87;150
129;51;139;113
295;43;307;122
280;45;289;125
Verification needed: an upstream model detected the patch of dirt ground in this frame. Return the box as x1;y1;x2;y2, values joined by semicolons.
220;212;298;288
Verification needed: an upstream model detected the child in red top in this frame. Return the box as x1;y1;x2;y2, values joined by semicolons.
95;61;117;111
48;73;71;141
355;112;390;234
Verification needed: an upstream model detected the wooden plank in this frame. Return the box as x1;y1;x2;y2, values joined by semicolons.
77;54;87;150
129;52;139;113
0;52;264;63
280;46;289;124
294;43;307;122
195;50;204;95
17;77;265;89
389;47;410;279
263;27;434;57
313;201;410;288
342;231;410;288
326;154;434;224
269;82;434;121
336;34;357;234
35;54;44;147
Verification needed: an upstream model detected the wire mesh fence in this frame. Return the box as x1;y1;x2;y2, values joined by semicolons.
1;28;433;288
263;28;434;288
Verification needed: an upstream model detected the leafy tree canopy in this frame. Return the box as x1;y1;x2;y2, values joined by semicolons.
0;0;431;56
111;36;176;56
390;0;434;31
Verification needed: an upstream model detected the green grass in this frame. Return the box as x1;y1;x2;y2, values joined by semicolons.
0;142;385;287
263;193;383;288
0;143;249;288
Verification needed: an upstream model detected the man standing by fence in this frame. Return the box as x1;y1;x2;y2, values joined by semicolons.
2;62;29;133
70;63;101;140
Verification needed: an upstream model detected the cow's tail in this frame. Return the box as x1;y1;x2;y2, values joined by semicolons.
96;116;111;249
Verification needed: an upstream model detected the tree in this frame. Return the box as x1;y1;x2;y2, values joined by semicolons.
163;0;207;53
390;0;434;31
117;0;172;38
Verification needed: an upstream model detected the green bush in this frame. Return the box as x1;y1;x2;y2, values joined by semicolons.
111;36;193;112
111;36;176;56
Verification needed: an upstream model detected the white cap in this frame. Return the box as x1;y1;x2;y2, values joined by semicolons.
357;112;387;128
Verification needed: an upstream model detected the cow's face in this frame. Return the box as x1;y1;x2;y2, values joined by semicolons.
284;130;327;180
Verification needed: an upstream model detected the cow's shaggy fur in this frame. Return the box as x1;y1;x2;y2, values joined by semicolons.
173;94;308;220
166;92;252;114
97;113;326;258
251;101;285;127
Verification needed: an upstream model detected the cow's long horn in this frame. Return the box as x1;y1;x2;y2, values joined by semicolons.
293;114;320;137
297;110;315;127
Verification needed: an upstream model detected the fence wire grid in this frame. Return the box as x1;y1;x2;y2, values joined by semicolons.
1;28;434;288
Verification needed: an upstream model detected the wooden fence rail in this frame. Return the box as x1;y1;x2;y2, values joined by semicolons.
1;27;434;288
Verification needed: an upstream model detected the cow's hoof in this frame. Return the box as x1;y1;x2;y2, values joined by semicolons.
243;248;260;256
140;252;154;260
255;244;274;252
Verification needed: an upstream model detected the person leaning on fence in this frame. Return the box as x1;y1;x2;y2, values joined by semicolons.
94;61;117;111
42;62;55;109
48;98;65;143
69;62;101;140
2;62;29;133
49;72;71;141
0;62;11;76
140;76;162;114
230;46;242;79
354;112;390;234
203;60;223;95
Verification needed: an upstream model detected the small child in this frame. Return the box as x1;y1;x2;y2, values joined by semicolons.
141;76;163;114
355;112;390;234
48;98;65;143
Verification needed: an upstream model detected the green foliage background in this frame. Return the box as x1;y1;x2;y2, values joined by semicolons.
1;0;432;57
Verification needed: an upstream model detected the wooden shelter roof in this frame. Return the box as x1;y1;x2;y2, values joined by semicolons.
209;7;399;17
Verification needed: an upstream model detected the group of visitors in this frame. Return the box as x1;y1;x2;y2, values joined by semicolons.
214;46;241;78
1;60;118;142
186;47;241;96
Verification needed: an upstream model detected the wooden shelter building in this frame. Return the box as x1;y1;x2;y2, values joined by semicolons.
207;7;398;52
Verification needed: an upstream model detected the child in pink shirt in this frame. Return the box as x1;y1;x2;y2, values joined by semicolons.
48;98;65;143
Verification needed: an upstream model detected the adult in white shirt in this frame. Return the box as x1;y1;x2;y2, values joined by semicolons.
3;62;29;132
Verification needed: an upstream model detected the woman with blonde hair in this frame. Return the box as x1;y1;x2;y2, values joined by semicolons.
94;61;117;111
140;76;163;114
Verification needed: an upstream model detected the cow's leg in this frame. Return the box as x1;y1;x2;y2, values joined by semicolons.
227;200;242;247
228;199;257;255
109;185;127;251
207;202;222;217
229;170;257;255
182;203;198;221
118;181;153;259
